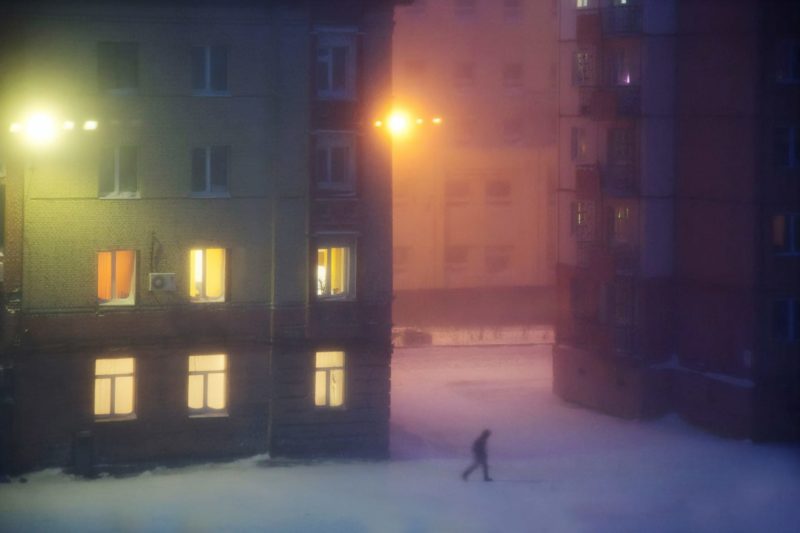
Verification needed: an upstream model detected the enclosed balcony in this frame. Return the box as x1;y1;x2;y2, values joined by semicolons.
602;4;643;35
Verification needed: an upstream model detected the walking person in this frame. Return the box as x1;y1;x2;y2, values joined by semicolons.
462;429;492;481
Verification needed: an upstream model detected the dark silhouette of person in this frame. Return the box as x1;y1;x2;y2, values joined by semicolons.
462;429;492;481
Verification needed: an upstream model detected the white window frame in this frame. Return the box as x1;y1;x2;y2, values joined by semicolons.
188;354;228;416
191;146;230;197
94;358;136;421
315;29;358;101
314;131;357;192
100;146;139;199
315;351;345;408
189;247;227;303
316;239;356;301
192;45;229;95
97;250;136;306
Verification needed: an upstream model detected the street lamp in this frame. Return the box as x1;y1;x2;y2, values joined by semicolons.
373;109;443;138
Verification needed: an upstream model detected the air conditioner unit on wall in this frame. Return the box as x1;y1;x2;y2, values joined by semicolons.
149;273;177;292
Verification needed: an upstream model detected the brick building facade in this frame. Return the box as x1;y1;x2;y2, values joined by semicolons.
0;0;403;474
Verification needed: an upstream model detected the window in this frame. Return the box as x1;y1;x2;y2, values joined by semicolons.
574;50;595;86
317;245;353;299
445;246;469;269
577;0;590;8
571;127;588;162
191;146;229;196
609;206;633;244
97;250;136;305
98;42;138;91
454;0;476;18
773;214;800;255
485;246;512;274
454;62;476;87
316;30;357;100
314;132;356;191
190;248;226;302
572;201;590;235
315;351;345;407
612;278;634;325
94;358;135;419
777;39;800;83
192;46;228;94
504;0;523;20
771;299;799;343
485;179;511;204
775;127;800;168
503;63;523;88
608;49;633;86
502;116;524;144
188;354;227;415
99;146;138;198
608;128;635;165
445;178;470;204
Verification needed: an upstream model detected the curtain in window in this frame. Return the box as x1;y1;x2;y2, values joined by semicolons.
115;250;135;298
205;248;225;300
97;252;112;301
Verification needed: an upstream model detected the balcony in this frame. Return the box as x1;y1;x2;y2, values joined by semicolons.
579;85;641;119
604;163;639;195
611;244;639;275
576;165;601;199
614;85;641;116
602;5;642;35
576;9;602;43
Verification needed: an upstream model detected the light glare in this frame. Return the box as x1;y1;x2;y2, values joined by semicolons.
25;113;57;144
388;110;411;137
83;120;98;131
63;120;75;130
10;123;22;133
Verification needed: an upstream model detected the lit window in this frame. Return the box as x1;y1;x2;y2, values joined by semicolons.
503;63;523;88
315;351;345;408
777;39;800;83
97;250;136;305
99;146;138;198
316;30;357;100
485;246;512;274
775;126;800;168
610;206;633;244
190;248;226;302
314;132;356;191
771;299;799;343
571;127;588;162
610;49;633;86
485;179;511;204
191;146;229;195
317;245;353;299
192;45;228;94
94;358;135;419
577;0;589;8
97;42;138;91
454;62;476;87
188;354;227;414
773;213;800;255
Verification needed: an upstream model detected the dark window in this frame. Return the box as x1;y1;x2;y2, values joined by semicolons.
99;146;138;197
316;32;356;100
192;46;228;93
777;39;800;83
485;246;512;274
775;127;799;168
574;50;595;86
191;146;229;195
455;0;476;17
98;42;138;91
771;299;799;343
445;246;469;267
773;214;800;255
608;128;635;165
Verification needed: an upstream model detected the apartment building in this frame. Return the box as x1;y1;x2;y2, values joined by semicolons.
0;0;402;474
555;0;799;440
392;0;558;325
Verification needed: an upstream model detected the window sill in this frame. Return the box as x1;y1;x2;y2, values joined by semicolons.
99;301;136;307
99;193;141;200
189;192;231;199
95;414;137;423
190;299;227;304
317;295;355;302
189;411;229;419
192;89;231;98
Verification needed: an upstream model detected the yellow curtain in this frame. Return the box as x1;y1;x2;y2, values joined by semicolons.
205;248;225;300
115;250;134;298
97;252;112;301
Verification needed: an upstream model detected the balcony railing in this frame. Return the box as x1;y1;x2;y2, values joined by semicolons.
602;5;643;35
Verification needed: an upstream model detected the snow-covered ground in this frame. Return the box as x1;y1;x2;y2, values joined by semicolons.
1;345;799;532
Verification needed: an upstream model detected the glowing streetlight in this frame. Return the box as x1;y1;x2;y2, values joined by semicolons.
83;120;98;131
23;113;57;145
387;110;411;137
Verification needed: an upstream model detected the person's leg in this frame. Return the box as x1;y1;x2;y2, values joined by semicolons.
481;459;491;481
462;461;478;480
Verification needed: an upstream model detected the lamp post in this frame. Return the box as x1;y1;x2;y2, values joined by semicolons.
1;112;98;348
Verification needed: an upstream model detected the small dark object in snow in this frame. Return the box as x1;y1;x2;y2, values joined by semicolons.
19;477;27;483
462;429;492;482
